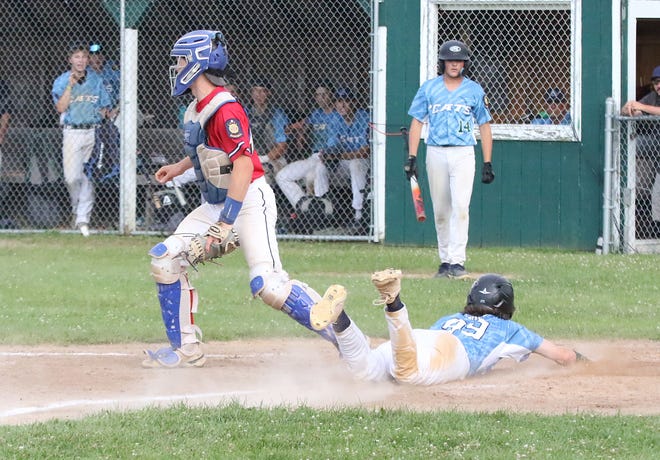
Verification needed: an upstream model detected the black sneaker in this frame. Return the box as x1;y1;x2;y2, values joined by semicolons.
448;264;469;279
434;262;450;278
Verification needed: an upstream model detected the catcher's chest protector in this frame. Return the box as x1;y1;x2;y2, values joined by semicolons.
183;91;236;204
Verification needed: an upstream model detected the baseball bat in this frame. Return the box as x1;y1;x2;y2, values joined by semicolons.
401;127;426;222
409;175;426;222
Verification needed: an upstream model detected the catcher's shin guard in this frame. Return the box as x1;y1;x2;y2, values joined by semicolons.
156;280;201;349
250;275;337;345
150;240;201;349
283;283;337;345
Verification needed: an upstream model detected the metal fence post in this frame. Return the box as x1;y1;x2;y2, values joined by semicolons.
603;98;615;254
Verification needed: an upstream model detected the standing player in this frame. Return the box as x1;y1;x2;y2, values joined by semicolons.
405;40;494;279
309;269;587;385
142;30;336;368
52;44;111;237
88;43;121;120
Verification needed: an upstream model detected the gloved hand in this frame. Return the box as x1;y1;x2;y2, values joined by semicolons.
404;155;417;181
481;162;495;184
188;227;240;266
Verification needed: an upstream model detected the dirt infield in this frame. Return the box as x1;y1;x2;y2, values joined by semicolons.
2;338;658;425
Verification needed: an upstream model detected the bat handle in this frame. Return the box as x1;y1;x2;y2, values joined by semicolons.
400;127;409;152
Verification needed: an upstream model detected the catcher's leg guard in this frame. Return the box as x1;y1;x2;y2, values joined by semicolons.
149;239;202;351
250;274;337;345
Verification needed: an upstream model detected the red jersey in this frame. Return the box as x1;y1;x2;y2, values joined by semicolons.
197;86;264;182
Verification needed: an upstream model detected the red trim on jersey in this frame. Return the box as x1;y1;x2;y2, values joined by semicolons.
197;86;264;181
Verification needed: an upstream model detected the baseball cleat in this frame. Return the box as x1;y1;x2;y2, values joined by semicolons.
434;263;450;278
310;284;347;331
141;344;206;368
448;264;469;280
78;223;90;237
371;268;402;305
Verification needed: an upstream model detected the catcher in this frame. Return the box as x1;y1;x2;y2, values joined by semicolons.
143;30;336;368
309;269;588;385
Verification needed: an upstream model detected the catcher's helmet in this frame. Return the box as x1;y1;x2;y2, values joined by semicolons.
466;274;515;319
169;30;229;96
438;40;471;75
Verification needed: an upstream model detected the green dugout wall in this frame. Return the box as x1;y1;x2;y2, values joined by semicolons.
378;0;612;250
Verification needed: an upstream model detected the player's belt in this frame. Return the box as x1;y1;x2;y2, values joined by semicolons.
63;124;99;130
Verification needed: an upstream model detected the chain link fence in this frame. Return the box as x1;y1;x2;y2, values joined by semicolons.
434;0;576;140
0;0;373;238
605;108;660;254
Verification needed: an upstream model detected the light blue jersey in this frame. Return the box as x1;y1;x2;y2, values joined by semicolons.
326;108;369;151
307;108;342;152
430;313;543;376
94;60;121;109
52;71;111;125
408;76;491;146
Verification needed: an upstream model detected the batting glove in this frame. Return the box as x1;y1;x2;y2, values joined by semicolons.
404;155;417;181
481;162;495;184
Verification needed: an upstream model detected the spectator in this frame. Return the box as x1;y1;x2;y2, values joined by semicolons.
621;65;660;226
621;66;660;117
245;78;289;184
314;87;370;235
275;81;340;221
531;88;572;125
86;43;122;188
52;43;111;236
88;43;120;120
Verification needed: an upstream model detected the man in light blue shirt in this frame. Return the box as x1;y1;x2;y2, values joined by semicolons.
52;43;111;236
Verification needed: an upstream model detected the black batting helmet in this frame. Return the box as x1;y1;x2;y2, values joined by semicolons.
438;40;471;75
465;274;515;319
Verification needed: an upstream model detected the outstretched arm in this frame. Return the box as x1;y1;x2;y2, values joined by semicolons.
534;339;581;366
621;100;660;116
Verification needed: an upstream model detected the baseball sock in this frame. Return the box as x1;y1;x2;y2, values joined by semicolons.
386;295;404;312
332;311;351;333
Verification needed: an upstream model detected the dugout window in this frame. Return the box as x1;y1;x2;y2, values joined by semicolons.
425;0;581;142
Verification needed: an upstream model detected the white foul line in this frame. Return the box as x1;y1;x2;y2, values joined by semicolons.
0;351;274;358
0;391;261;419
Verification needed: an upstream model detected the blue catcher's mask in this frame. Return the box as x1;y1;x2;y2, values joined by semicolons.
169;30;229;97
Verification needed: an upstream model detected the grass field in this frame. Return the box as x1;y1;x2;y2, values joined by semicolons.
0;233;658;458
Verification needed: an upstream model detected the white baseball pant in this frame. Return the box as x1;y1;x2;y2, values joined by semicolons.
275;152;321;209
169;176;284;280
335;306;470;385
62;127;96;226
425;145;475;266
314;158;369;218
